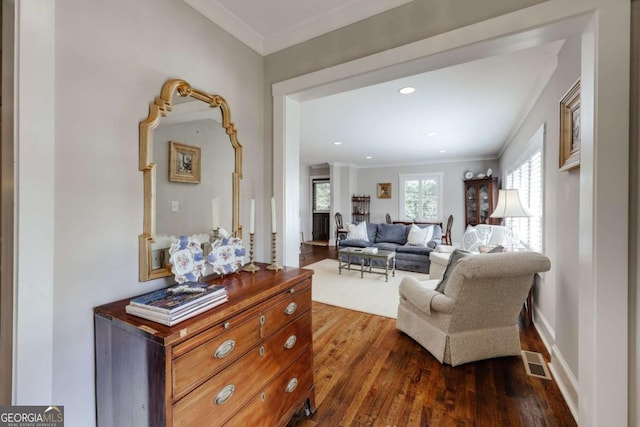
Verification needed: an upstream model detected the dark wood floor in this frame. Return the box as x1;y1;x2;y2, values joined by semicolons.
290;243;576;427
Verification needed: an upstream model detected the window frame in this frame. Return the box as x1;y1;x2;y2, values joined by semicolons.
503;124;545;252
398;172;444;222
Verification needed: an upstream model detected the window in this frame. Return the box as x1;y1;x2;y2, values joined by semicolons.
399;173;442;221
312;179;330;212
505;126;544;252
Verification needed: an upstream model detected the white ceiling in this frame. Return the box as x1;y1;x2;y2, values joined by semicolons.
182;1;565;169
300;40;564;168
182;0;413;55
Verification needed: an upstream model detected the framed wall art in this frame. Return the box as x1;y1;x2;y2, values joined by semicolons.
559;79;581;171
169;141;201;183
377;183;391;199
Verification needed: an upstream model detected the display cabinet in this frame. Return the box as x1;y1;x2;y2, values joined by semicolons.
464;177;500;228
351;195;370;223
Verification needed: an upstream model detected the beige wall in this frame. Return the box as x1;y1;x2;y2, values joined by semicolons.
265;0;547;84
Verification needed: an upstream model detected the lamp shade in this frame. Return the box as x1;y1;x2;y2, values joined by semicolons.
490;189;531;218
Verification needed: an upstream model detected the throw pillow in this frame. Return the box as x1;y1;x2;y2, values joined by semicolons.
346;221;369;241
375;223;407;244
461;225;492;252
406;224;434;247
487;226;509;246
435;249;470;293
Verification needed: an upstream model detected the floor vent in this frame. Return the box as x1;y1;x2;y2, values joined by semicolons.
521;350;552;380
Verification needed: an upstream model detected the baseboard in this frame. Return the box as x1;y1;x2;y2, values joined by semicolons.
549;344;579;423
532;306;578;424
532;305;555;355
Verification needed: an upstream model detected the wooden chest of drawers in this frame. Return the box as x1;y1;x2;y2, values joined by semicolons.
94;266;315;426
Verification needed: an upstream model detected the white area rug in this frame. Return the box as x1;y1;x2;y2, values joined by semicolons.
307;258;431;319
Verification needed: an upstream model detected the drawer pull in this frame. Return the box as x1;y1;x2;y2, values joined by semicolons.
289;288;295;293
260;315;265;325
284;302;297;315
214;384;235;405
223;321;230;329
285;378;298;393
214;339;235;359
259;346;265;356
284;335;297;349
261;392;266;402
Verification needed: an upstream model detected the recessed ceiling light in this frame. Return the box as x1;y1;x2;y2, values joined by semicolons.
426;132;437;137
398;86;415;95
366;156;372;159
439;150;447;153
333;141;342;145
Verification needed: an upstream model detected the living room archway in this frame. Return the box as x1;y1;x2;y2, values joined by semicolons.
272;3;631;426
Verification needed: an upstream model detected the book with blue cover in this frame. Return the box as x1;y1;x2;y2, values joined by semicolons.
130;282;227;314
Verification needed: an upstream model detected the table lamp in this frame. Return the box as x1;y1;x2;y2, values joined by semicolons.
490;189;531;251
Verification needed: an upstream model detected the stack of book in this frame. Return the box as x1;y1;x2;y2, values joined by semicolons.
125;282;228;326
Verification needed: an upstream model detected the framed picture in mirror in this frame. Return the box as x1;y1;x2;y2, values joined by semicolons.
169;141;201;183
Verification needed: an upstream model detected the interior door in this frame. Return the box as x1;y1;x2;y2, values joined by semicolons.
312;213;329;241
311;179;330;241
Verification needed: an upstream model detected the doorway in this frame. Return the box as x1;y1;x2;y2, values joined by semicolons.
311;178;330;242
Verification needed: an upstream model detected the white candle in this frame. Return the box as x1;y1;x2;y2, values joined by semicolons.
271;197;277;233
250;199;255;234
212;198;220;230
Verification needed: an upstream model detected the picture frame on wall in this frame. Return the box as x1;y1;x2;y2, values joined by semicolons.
377;183;391;199
559;79;581;171
169;141;201;183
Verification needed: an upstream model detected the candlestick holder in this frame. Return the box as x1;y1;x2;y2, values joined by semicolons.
266;232;283;271
242;233;260;273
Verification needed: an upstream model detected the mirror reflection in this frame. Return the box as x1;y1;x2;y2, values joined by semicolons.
139;79;242;282
154;101;234;236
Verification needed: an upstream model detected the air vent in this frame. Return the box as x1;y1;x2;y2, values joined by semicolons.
521;350;552;380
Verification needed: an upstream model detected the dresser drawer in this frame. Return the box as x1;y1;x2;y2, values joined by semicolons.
224;349;314;427
172;313;312;427
172;313;263;399
263;286;311;338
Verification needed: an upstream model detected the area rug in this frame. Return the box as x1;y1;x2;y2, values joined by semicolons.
306;258;431;319
304;240;329;246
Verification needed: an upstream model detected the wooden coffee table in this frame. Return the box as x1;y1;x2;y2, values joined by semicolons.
338;247;396;282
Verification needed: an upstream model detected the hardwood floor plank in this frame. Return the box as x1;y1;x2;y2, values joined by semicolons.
289;246;576;427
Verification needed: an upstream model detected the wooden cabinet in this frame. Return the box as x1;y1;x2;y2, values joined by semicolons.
352;195;370;223
94;266;315;427
464;177;500;228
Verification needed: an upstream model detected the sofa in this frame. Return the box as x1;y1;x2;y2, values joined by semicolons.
338;221;442;274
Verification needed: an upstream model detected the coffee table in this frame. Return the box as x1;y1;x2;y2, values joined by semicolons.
338;247;396;282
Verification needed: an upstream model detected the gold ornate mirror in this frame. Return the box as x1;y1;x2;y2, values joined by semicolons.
139;79;243;282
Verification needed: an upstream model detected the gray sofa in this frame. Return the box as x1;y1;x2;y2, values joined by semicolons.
338;222;442;274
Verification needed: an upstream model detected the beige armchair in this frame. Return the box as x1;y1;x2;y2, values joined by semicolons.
396;251;550;366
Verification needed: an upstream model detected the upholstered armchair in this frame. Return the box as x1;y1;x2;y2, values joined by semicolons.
396;251;550;366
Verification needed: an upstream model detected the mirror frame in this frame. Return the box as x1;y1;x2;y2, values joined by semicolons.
139;79;243;281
